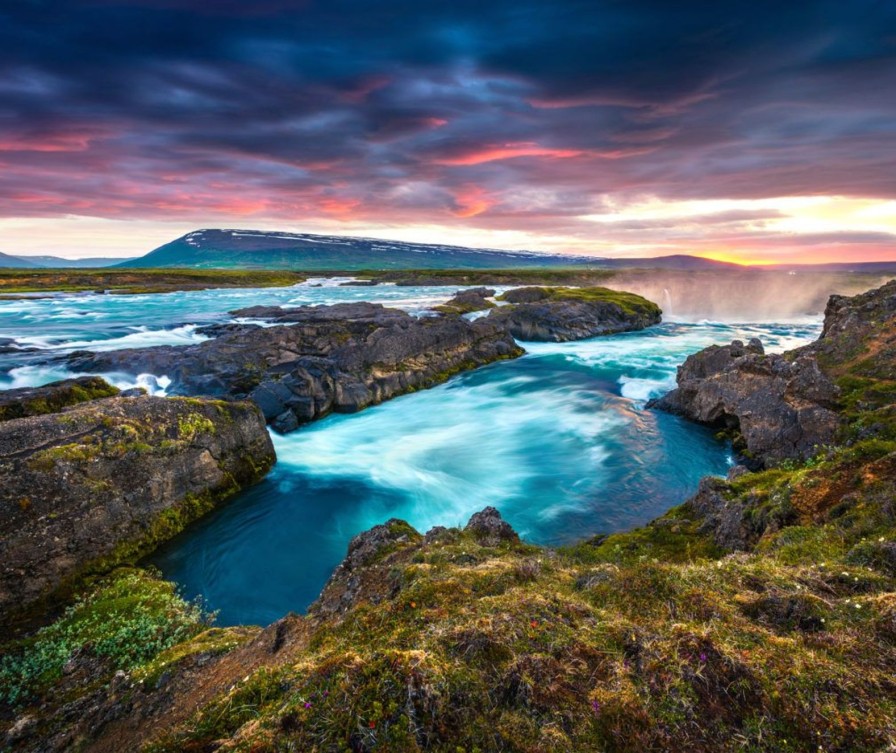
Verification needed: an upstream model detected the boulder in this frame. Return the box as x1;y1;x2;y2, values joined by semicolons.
312;519;422;617
464;506;520;546
0;395;275;628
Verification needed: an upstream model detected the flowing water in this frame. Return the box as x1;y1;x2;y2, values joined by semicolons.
0;281;822;626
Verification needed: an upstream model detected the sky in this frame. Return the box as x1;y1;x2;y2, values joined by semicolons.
1;0;895;263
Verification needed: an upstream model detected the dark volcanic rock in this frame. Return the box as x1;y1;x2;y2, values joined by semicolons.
312;506;520;618
433;287;497;315
0;395;274;628
68;302;524;432
0;337;38;355
487;286;662;342
312;519;422;617
464;506;520;546
653;281;896;466
0;376;121;422
687;476;756;550
650;338;841;467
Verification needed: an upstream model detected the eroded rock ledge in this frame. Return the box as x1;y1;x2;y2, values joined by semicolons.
649;337;841;466
0;387;274;628
68;302;524;432
651;279;896;468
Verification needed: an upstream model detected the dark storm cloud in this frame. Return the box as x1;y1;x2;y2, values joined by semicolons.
1;0;895;259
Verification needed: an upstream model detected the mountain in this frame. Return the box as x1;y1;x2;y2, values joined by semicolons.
769;261;896;273
22;255;139;268
119;229;744;271
118;229;598;269
0;251;40;268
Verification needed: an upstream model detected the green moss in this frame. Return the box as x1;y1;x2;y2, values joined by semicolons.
176;412;216;441
0;377;119;422
27;441;99;470
562;506;722;566
496;286;662;318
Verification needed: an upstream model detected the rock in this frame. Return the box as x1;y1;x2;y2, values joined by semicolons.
487;286;662;342
68;302;524;432
0;376;120;422
0;395;275;629
195;321;262;337
0;337;38;355
815;279;896;381
5;714;37;745
433;287;497;315
653;280;896;467
464;506;520;546
312;519;422;617
727;464;750;481
650;341;840;467
424;525;458;545
686;476;756;550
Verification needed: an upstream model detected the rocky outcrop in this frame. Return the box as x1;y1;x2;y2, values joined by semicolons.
686;476;756;550
819;279;896;344
464;506;520;546
68;302;523;432
0;394;275;628
652;280;896;467
0;377;120;422
433;287;496;315
311;507;523;619
487;286;661;341
311;518;423;618
650;338;841;467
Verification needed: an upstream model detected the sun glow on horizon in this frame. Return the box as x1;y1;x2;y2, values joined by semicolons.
2;192;895;264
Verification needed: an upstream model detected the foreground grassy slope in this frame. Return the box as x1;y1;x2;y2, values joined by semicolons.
5;476;892;752
0;269;306;294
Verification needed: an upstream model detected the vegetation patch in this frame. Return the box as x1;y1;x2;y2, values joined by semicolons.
497;285;662;318
0;377;119;422
0;569;207;707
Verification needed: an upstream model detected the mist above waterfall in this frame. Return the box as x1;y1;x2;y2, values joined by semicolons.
604;270;893;322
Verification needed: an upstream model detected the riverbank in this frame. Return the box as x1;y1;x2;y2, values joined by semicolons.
0;269;306;295
2;281;893;752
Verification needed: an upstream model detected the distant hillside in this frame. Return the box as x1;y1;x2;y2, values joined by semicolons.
118;229;600;270
22;255;138;268
770;261;896;273
0;251;39;268
596;254;742;270
119;229;746;271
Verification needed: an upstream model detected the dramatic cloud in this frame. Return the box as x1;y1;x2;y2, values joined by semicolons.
0;0;894;261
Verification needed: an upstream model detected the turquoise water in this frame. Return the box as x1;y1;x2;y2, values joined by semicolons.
0;283;821;626
0;279;474;389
